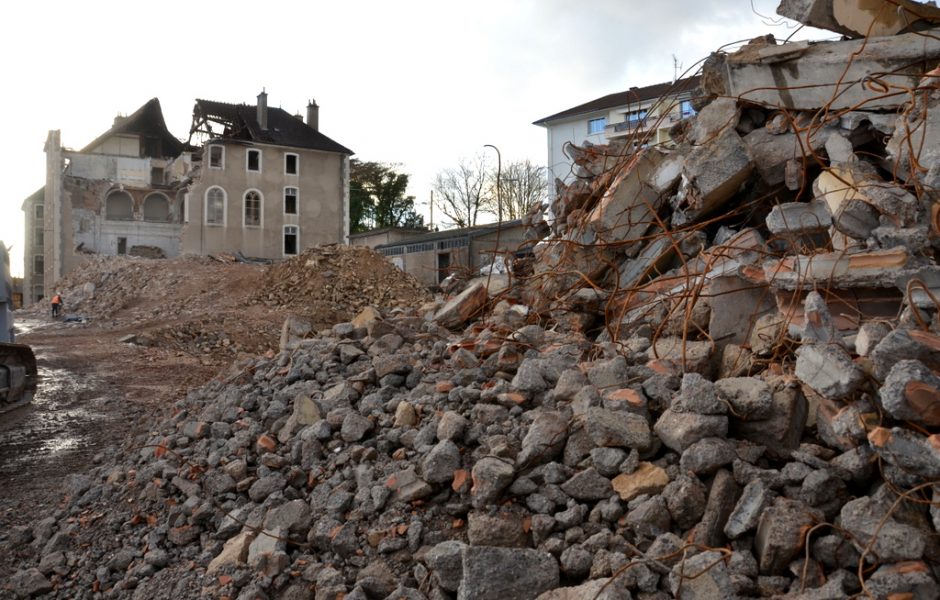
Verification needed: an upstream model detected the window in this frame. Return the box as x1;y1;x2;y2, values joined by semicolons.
285;153;298;175
143;193;170;222
33;286;44;303
284;187;298;215
206;186;226;225
244;190;262;227
208;145;224;169
33;255;43;276
34;204;43;220
626;109;648;124
680;100;696;118
34;227;43;248
247;149;261;172
588;117;607;134
105;190;133;220
284;226;298;256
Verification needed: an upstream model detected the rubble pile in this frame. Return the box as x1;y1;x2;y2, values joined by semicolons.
254;245;432;323
9;2;940;599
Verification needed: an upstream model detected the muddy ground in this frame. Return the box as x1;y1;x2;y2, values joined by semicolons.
0;316;223;580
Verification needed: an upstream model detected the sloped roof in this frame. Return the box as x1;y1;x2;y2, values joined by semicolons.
81;98;184;157
193;99;353;155
533;76;701;126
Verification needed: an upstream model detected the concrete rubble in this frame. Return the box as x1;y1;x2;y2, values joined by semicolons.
9;1;940;599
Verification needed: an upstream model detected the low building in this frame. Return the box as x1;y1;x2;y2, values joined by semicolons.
23;92;352;306
533;76;700;197
348;226;429;249
374;221;528;287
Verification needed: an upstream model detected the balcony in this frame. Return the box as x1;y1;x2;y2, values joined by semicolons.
604;118;649;139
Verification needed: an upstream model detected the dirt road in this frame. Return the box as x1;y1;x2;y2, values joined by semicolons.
0;317;219;580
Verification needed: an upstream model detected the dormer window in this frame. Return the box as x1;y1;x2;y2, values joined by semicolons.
208;145;224;169
247;149;261;172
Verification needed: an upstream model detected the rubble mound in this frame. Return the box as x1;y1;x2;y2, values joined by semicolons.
253;244;432;322
10;4;940;599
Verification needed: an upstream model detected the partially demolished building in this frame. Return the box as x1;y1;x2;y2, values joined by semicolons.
23;92;352;306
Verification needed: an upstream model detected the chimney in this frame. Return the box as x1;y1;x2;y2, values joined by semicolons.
306;99;319;131
257;89;268;130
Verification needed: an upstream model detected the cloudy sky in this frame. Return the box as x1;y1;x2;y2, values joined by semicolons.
1;0;823;276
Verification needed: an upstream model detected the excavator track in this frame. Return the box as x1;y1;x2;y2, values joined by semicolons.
0;343;37;413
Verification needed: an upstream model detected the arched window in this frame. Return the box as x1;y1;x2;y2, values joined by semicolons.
143;193;170;222
105;190;133;220
243;190;262;227
205;186;226;225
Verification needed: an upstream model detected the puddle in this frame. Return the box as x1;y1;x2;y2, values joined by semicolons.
0;364;103;484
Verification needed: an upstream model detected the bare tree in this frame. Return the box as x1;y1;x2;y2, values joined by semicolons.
487;159;547;221
433;155;490;228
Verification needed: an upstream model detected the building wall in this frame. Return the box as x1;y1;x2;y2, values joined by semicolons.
182;142;346;258
21;190;44;306
545;114;609;191
543;93;694;199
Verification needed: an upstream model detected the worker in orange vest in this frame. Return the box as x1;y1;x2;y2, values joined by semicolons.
51;293;63;318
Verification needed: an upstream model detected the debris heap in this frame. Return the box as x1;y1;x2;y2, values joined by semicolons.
9;2;940;599
253;245;432;323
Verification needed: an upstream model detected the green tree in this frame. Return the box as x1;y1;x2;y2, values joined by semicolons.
349;160;425;232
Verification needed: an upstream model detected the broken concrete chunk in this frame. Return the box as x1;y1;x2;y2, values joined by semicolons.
765;200;832;235
871;328;940;381
880;359;940;426
611;461;669;502
668;550;736;599
458;546;560;600
583;407;652;451
724;479;774;539
778;0;940;39
679;127;754;221
795;343;864;400
839;495;927;563
715;376;773;420
434;280;487;329
732;380;808;459
867;426;940;481
654;409;728;453
755;497;821;574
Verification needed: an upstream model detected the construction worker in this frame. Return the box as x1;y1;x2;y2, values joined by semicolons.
51;292;63;318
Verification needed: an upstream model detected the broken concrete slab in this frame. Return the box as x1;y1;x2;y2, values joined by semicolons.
763;247;912;290
778;0;940;39
654;409;728;453
434;280;488;330
724;479;774;539
871;328;940;381
706;29;940;111
677;127;754;223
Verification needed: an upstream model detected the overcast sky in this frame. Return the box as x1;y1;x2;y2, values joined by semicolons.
1;0;824;277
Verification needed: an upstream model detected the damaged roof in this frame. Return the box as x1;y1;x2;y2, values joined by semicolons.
533;76;701;126
81;98;184;157
193;99;353;155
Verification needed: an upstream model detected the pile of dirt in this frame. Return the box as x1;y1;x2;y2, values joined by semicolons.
25;247;429;366
252;244;432;323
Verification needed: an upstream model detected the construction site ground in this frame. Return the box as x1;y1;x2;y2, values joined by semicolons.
0;249;430;581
